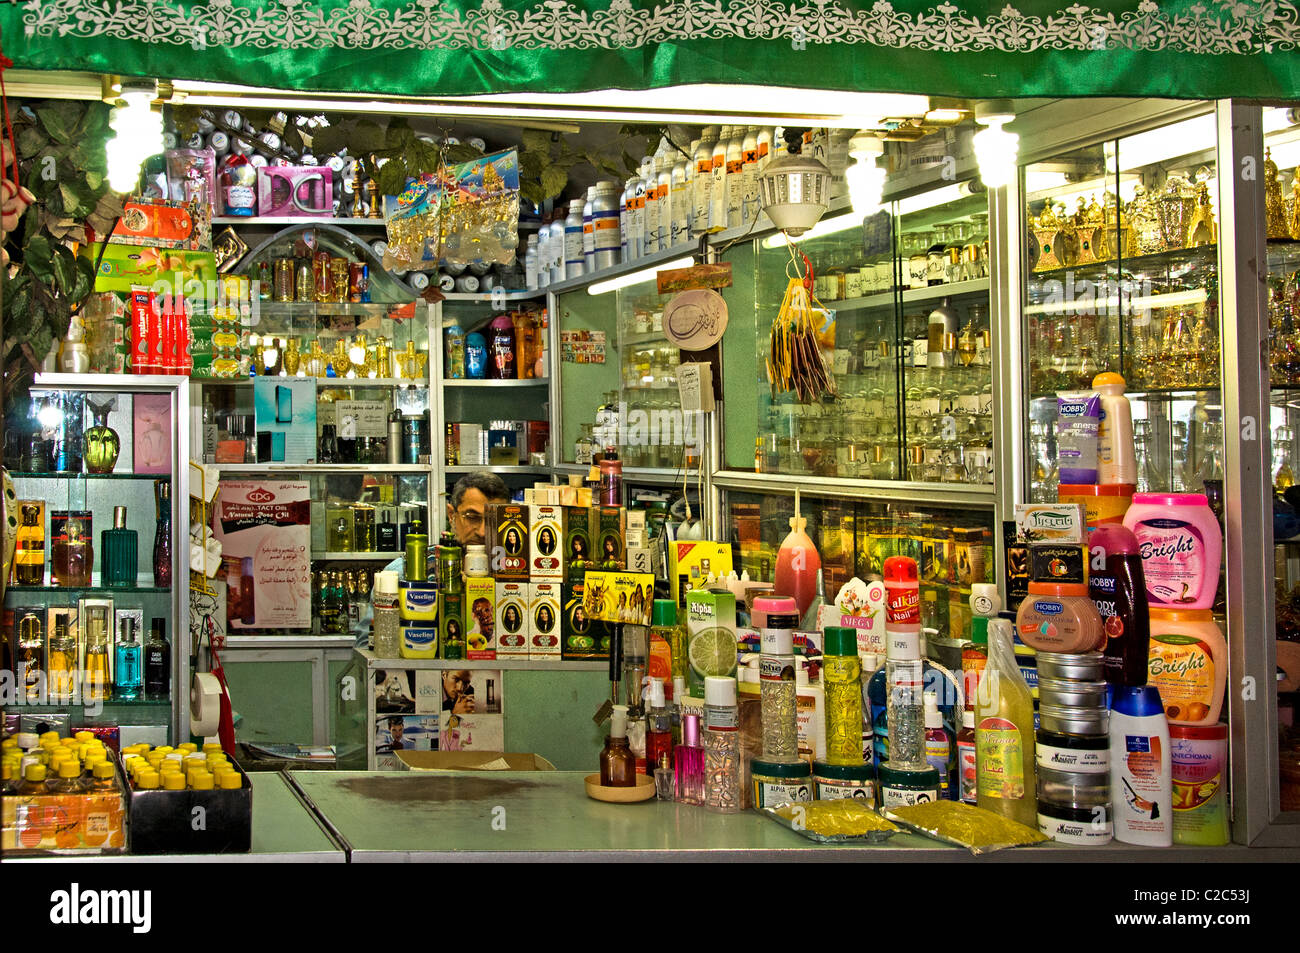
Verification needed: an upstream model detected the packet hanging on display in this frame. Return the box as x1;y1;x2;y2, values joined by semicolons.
1056;392;1102;484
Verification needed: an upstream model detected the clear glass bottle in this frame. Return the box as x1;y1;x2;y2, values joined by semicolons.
15;608;45;701
703;675;742;813
644;677;674;777
674;711;707;805
47;615;77;703
114;616;143;701
101;505;138;588
51;511;93;587
14;502;44;585
144;618;170;699
822;627;864;765
83;605;112;704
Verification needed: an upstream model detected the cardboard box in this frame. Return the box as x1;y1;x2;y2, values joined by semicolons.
395;751;556;772
253;379;317;464
561;577;613;660
529;582;562;659
564;505;595;566
465;576;497;659
1014;503;1087;543
133;393;173;475
816;576;888;656
529;504;564;580
459;424;483;466
438;591;466;659
596;506;625;566
3;774;126;854
125;760;252;854
488;503;529;580
1029;542;1087;585
495;581;530;657
685;588;737;695
669;540;735;608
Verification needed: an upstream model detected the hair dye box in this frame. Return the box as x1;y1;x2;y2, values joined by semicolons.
564;505;595;568
529;504;564;581
495;580;530;658
488;503;529;581
465;576;497;660
561;577;612;661
529;582;562;659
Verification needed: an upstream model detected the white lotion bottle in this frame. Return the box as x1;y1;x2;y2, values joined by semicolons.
1094;371;1136;484
1110;684;1172;846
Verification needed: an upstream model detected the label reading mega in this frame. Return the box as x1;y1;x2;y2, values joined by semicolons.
977;717;1026;800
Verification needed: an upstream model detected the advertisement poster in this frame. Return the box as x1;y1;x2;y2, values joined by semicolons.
374;714;439;756
583;570;656;625
213;481;311;630
560;329;606;364
412;669;505;752
252;378;317;463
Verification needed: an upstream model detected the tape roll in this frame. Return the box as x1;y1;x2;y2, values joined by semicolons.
191;672;222;736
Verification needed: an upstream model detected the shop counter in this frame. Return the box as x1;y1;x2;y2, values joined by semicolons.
287;770;1300;862
4;773;345;864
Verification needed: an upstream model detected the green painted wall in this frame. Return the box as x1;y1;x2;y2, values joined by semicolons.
502;669;609;770
224;659;315;744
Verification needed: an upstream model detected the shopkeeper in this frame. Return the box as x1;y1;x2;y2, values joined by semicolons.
358;471;510;641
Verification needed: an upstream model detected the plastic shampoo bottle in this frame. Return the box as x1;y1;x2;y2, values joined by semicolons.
975;619;1038;827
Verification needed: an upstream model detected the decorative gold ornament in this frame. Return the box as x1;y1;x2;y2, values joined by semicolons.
375;336;391;380
331;338;352;378
283;337;302;377
1266;149;1290;240
1186;183;1217;247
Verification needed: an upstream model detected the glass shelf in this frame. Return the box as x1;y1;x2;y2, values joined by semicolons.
200;377;429;388
1029;243;1217;282
7;471;171;480
9;697;174;710
313;551;402;561
6;584;170;596
441;379;550;387
257;302;400;317
213;216;387;227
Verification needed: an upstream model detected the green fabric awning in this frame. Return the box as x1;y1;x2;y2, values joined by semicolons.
5;0;1300;100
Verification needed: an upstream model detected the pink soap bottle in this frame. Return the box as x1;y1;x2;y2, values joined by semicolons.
1122;492;1222;610
774;489;821;621
1088;523;1150;687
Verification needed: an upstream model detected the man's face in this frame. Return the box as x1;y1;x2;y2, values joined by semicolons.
472;598;493;629
389;721;403;740
447;488;492;545
443;671;465;697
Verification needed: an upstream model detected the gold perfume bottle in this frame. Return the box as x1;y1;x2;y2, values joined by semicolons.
1266;149;1290;240
283;337;302;377
83;604;112;704
375;336;391;380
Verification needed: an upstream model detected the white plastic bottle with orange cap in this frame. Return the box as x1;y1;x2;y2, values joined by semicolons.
1094;371;1136;485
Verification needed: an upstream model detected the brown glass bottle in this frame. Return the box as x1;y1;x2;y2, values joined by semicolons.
599;705;637;787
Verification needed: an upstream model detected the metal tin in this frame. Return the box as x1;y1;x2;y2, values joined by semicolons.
1036;676;1109;710
750;757;812;810
1038;801;1112;845
1035;650;1104;682
1036;728;1109;774
1037;764;1111;808
1039;703;1109;736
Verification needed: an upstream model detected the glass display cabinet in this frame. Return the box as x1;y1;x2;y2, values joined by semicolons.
3;374;191;743
720;181;993;488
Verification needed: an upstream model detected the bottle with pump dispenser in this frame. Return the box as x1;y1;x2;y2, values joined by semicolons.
924;691;954;799
599;705;637;787
675;712;706;805
644;677;673;776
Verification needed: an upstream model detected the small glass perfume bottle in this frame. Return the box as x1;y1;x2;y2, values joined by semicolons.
14;608;45;702
47;615;77;703
101;505;139;588
14;502;45;585
674;711;706;806
144;618;171;699
83;605;112;704
599;705;637;787
83;397;121;474
114;616;143;701
153;480;173;588
51;511;93;587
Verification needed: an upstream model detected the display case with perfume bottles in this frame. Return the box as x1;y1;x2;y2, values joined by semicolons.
717;181;992;484
556;275;697;476
1022;119;1226;503
2;375;190;741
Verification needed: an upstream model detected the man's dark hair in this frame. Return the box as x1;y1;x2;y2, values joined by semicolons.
449;471;511;509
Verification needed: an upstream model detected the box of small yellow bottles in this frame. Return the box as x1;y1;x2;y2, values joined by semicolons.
3;763;126;855
123;748;252;854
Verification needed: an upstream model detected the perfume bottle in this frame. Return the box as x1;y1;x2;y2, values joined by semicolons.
83;605;112;704
101;505;139;588
153;480;173;588
83;398;121;474
15;608;45;701
144;618;170;699
14;502;45;585
674;711;706;805
114;616;143;701
377;506;398;552
47;615;76;703
51;511;93;587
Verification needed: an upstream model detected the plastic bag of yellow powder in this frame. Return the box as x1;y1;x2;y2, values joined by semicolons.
883;800;1049;855
763;800;900;844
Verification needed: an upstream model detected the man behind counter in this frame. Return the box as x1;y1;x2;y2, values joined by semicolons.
362;471;511;638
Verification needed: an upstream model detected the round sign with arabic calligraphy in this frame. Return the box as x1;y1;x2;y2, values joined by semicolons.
662;289;728;351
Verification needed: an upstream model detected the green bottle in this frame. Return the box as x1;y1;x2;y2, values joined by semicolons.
405;521;428;582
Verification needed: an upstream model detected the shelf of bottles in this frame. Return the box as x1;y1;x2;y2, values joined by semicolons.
1022;120;1227;502
3;378;186;734
724;490;995;642
559;276;695;472
745;187;992;483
